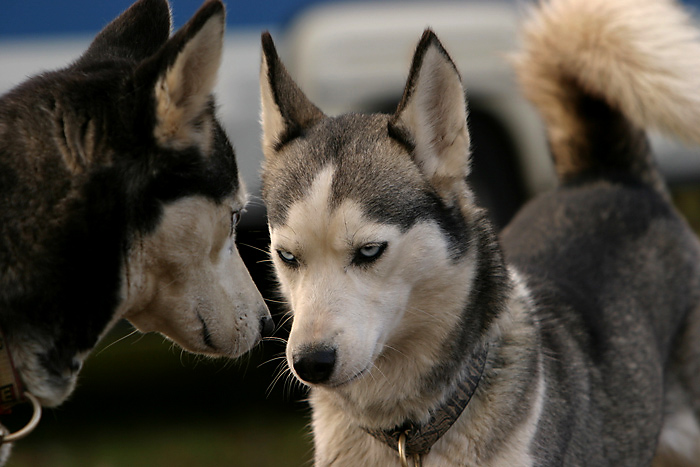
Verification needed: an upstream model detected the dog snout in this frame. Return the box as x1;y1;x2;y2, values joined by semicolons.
293;345;337;384
260;315;275;338
69;357;83;373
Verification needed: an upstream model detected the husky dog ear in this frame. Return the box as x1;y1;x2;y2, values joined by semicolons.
78;0;171;64
390;30;471;199
139;0;225;152
259;32;325;158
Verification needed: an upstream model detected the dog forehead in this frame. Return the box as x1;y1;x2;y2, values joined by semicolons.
273;166;363;244
263;113;432;230
271;166;402;256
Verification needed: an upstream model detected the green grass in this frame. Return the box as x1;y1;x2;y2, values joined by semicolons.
4;322;312;467
8;414;311;467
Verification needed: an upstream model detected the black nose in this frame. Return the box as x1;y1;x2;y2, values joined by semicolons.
293;346;336;384
260;315;275;338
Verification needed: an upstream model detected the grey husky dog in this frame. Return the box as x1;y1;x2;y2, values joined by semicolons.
0;0;273;416
259;0;700;464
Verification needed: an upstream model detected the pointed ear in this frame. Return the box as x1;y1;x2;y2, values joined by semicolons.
78;0;171;65
144;0;225;152
259;32;325;158
390;30;471;199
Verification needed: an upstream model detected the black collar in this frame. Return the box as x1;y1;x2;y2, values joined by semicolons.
364;343;489;457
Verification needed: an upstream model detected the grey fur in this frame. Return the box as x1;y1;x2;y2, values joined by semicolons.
262;113;472;259
260;6;700;465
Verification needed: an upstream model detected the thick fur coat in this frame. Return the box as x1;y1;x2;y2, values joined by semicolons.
0;0;271;414
259;0;700;465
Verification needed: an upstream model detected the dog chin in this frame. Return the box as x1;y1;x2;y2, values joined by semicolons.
12;342;85;407
176;334;262;360
21;367;79;408
159;318;264;361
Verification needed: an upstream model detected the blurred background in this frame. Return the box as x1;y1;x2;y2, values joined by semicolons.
2;0;700;465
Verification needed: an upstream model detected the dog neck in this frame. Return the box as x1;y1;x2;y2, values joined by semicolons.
363;341;489;457
310;215;513;431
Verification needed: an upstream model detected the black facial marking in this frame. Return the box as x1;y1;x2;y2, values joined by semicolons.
262;113;471;261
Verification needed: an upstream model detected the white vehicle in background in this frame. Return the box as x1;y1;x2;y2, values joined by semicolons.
1;1;698;462
1;0;698;230
281;1;700;228
283;1;548;228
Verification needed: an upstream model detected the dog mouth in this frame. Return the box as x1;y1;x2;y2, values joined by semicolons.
326;340;386;388
325;365;372;388
196;312;217;350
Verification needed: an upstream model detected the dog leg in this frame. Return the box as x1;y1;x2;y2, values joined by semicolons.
677;303;700;419
652;374;700;467
654;303;700;467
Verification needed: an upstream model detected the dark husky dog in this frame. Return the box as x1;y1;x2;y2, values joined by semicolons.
258;0;700;464
0;0;272;421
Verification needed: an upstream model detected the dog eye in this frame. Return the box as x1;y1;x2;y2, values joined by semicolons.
229;210;241;236
353;242;387;265
277;249;298;265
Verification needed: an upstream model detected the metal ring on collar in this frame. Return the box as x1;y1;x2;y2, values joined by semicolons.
2;393;42;444
397;432;423;467
398;432;409;467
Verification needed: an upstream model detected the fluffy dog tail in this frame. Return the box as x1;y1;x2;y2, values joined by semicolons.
513;0;700;186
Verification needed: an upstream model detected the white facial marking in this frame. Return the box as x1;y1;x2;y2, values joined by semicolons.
271;166;470;387
122;191;270;358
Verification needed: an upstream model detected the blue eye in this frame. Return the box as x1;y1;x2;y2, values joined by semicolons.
277;249;297;265
359;244;382;258
353;242;387;265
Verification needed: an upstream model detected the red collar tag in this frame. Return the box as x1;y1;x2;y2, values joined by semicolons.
0;328;25;415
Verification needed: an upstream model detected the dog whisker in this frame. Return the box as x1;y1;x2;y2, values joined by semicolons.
263;297;288;305
382;343;407;359
237;242;271;255
95;327;141;355
275;314;295;331
258;353;288;369
285;371;307;399
243;199;265;208
267;360;294;398
262;336;288;345
369;362;389;384
406;305;432;317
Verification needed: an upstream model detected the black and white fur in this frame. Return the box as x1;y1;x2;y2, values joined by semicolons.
0;0;272;412
259;0;700;464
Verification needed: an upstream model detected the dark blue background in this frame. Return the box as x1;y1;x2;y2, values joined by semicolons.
0;0;346;37
3;0;699;38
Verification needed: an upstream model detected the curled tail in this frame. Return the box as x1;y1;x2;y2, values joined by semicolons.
513;0;700;186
